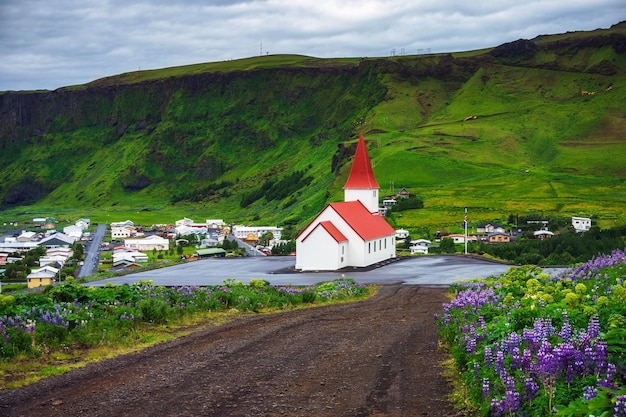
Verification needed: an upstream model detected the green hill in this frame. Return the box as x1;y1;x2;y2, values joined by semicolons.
1;22;625;235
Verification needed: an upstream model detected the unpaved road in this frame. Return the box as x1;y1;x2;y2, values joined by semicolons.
0;285;459;417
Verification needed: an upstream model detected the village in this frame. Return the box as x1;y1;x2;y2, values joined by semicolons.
0;134;593;289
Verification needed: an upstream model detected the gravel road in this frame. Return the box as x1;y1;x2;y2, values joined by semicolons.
0;284;460;417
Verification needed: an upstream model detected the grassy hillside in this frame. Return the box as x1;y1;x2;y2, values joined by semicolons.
1;23;625;236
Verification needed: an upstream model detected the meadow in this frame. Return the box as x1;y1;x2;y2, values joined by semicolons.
437;249;626;416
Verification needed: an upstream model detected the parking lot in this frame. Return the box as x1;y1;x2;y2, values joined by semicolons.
87;255;539;287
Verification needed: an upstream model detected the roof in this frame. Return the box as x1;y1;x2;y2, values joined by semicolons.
301;221;349;243
343;133;379;189
328;201;394;241
196;248;226;256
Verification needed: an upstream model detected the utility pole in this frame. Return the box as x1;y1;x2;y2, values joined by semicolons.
464;207;468;255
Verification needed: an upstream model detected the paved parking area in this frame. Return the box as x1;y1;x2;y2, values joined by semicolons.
88;255;543;287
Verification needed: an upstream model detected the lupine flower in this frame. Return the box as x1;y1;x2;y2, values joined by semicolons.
524;377;539;401
615;395;626;417
583;386;597;401
482;378;490;399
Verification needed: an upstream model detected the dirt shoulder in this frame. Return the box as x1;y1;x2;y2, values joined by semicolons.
0;284;459;417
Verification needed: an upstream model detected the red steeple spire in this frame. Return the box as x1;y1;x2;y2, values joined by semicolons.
344;133;379;189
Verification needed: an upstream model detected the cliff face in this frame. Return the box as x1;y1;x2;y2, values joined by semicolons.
0;63;392;208
1;26;625;227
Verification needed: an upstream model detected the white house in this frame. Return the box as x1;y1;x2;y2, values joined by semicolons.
17;231;37;242
175;224;208;237
410;239;431;255
441;234;478;244
113;250;149;263
39;233;77;247
296;133;396;271
476;223;506;234
75;218;90;230
206;219;226;229
111;220;134;228
232;225;283;241
124;235;170;251
572;216;591;233
395;229;410;240
534;229;554;239
63;225;84;239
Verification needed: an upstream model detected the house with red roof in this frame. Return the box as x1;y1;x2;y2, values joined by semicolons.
295;134;396;271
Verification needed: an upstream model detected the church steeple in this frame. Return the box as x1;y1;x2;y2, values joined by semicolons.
344;133;380;214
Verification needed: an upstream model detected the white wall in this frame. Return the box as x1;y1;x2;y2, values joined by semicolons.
295;227;347;271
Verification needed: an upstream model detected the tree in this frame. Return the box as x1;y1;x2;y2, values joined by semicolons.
439;238;456;254
259;232;274;247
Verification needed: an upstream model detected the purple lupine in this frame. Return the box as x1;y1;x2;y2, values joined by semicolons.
583;386;597;401
522;348;533;373
615;395;626;417
482;378;490;399
495;349;506;377
524;377;540;401
587;315;601;339
490;398;503;417
511;347;521;370
484;345;493;368
0;321;9;345
501;389;521;414
559;311;572;342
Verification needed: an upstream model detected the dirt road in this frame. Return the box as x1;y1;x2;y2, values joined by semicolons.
0;284;459;417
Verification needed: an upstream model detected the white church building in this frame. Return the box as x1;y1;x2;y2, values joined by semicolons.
295;134;396;271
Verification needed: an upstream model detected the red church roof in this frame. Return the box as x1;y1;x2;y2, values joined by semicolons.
296;200;395;243
328;201;394;241
301;220;348;243
343;133;379;189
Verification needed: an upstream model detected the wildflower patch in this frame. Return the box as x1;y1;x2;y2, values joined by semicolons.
437;249;626;416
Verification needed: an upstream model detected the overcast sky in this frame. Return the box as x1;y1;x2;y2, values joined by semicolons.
1;0;624;91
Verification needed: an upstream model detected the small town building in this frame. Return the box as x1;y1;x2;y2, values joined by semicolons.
395;187;413;199
232;225;283;241
113;249;149;263
395;229;410;240
195;248;226;258
477;223;506;234
441;234;478;244
63;225;84;239
39;233;77;247
124;235;169;251
409;239;431;255
572;216;591;233
487;232;511;243
27;266;59;288
534;229;554;239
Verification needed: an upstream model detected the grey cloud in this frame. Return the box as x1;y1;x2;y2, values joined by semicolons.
0;0;624;90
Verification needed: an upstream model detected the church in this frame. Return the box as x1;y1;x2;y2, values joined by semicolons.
295;133;396;271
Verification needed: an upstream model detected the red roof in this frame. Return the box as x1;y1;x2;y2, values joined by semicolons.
301;220;348;243
329;201;394;241
297;200;394;243
344;133;379;189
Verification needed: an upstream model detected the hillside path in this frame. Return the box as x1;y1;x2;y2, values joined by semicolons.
0;284;460;417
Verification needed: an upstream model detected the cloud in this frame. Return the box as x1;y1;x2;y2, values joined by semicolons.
0;0;624;91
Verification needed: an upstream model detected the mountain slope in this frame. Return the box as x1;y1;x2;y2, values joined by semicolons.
1;22;625;232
